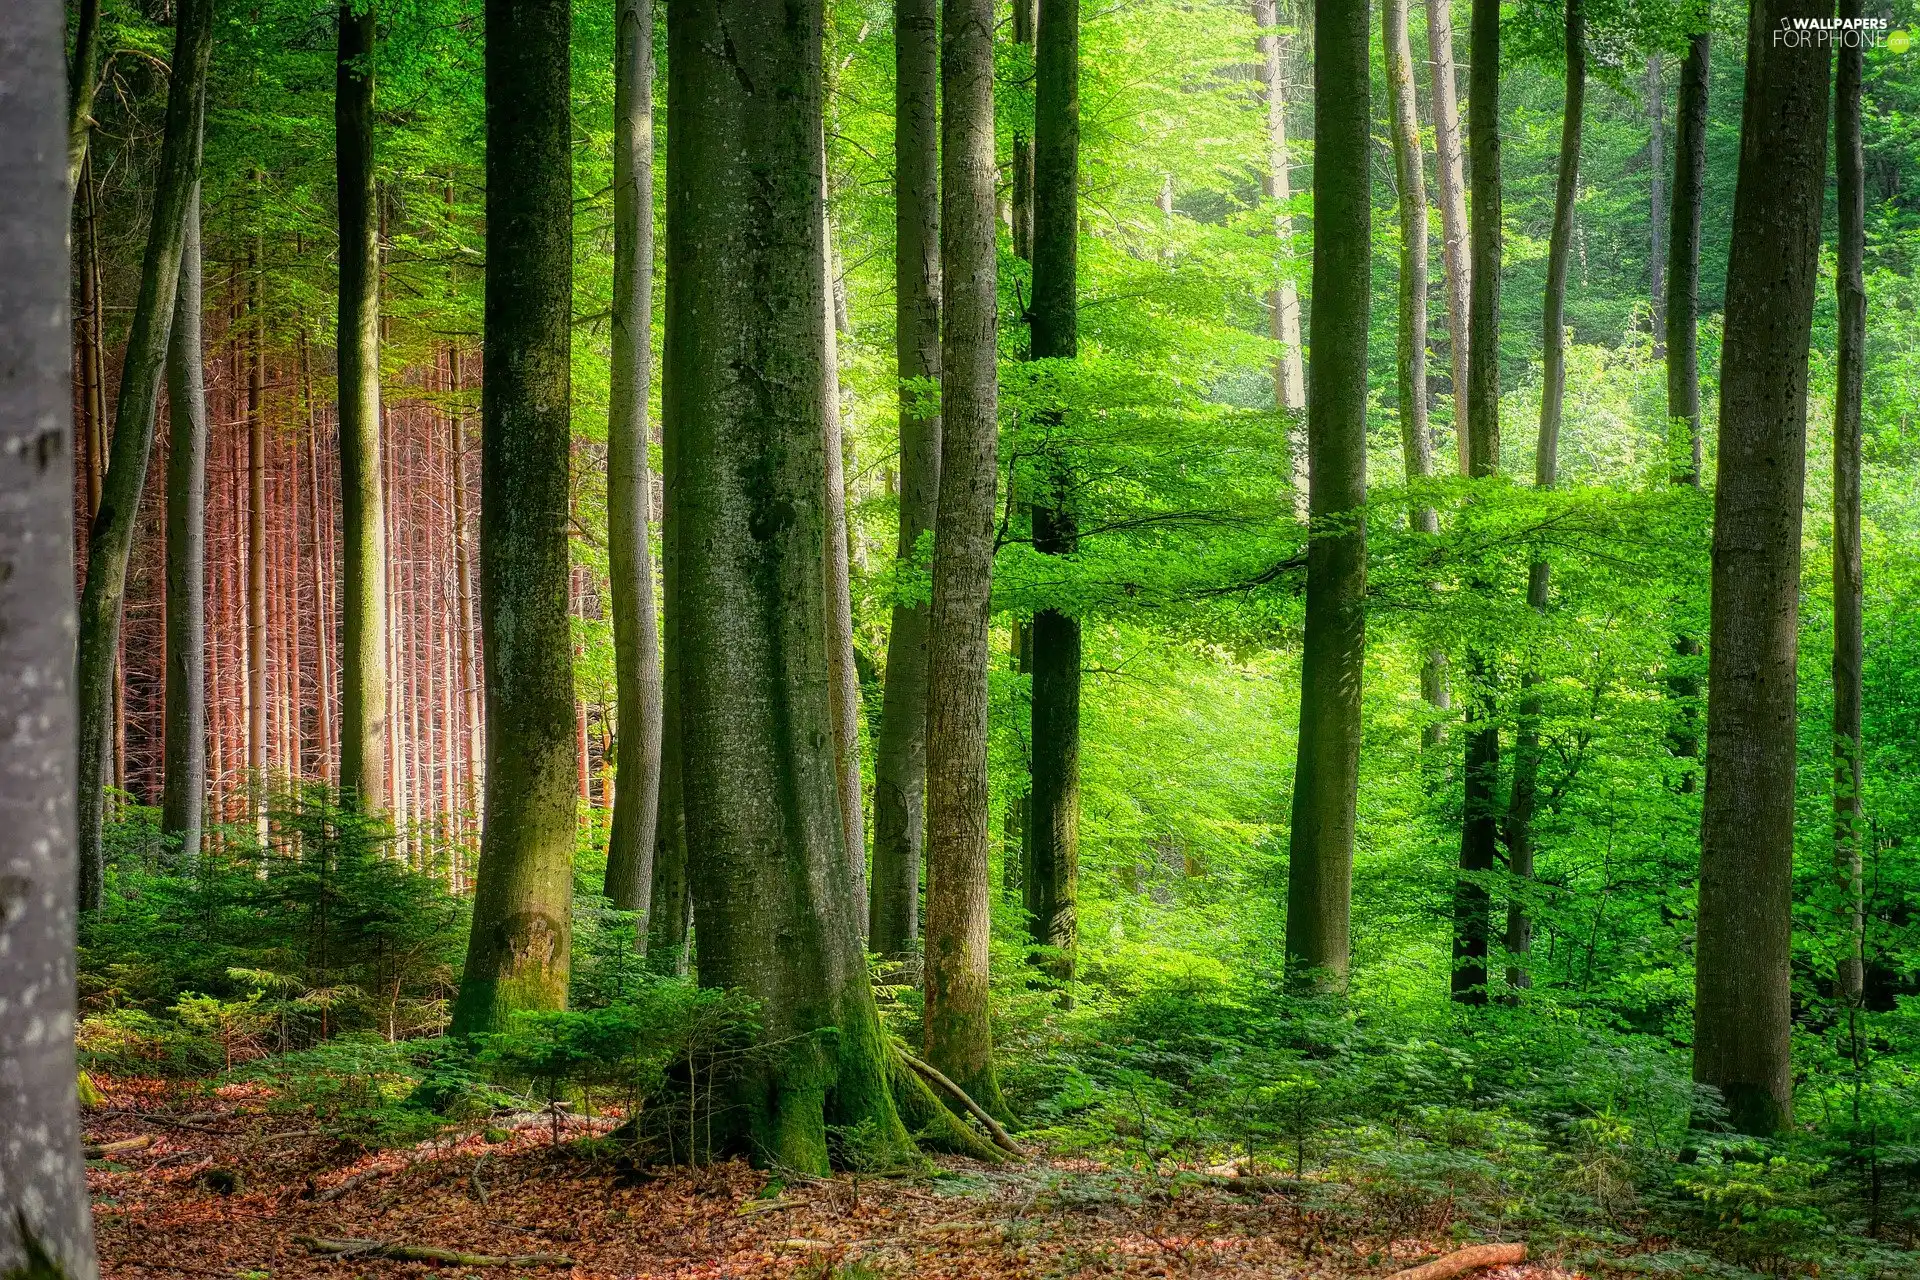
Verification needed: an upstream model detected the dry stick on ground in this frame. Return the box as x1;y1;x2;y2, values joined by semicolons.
898;1049;1024;1155
83;1135;154;1158
1387;1242;1528;1280
296;1237;572;1268
313;1166;387;1203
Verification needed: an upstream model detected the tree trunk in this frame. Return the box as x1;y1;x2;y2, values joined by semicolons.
869;0;942;959
0;5;99;1269
602;0;663;917
78;157;106;522
452;345;482;819
75;0;213;910
664;0;913;1170
1667;33;1708;486
924;0;1009;1117
1833;0;1865;1010
305;346;335;785
337;0;389;813
1695;0;1829;1137
1451;0;1501;1003
1386;0;1431;530
1504;0;1583;995
1252;0;1307;512
1011;0;1037;260
451;0;579;1035
247;225;268;837
647;460;691;975
1284;0;1369;995
823;202;869;936
66;0;101;196
162;181;208;866
1647;51;1666;354
1425;0;1470;474
1025;0;1080;996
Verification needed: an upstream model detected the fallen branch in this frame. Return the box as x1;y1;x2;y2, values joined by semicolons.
84;1134;154;1159
296;1236;572;1268
1215;1174;1306;1196
314;1166;387;1203
1386;1242;1528;1280
897;1050;1023;1156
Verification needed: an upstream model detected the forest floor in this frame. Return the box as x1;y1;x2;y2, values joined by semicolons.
83;1078;1583;1280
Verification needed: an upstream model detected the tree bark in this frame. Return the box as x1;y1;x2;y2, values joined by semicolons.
1425;0;1470;474
1011;0;1037;260
1284;0;1369;995
1252;0;1307;513
75;0;212;909
925;0;1009;1116
1833;0;1865;1010
602;0;663;917
66;0;101;196
305;344;335;784
247;223;268;837
1505;0;1583;994
337;0;389;813
664;0;913;1170
822;201;869;936
869;0;942;959
647;460;691;975
1694;0;1829;1137
452;346;482;817
1451;0;1501;1003
0;4;99;1269
1026;0;1080;995
162;181;208;866
451;0;579;1035
1667;34;1708;486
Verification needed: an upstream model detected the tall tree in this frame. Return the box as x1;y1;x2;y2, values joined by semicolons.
74;0;213;910
1694;0;1829;1137
1385;0;1447;742
1027;0;1080;992
1504;0;1584;994
247;218;267;834
1283;0;1369;993
1451;0;1501;1002
1832;0;1866;1009
1667;32;1708;486
665;0;915;1168
1252;0;1306;512
869;0;942;958
822;203;868;935
451;0;578;1034
925;0;1010;1114
1426;0;1470;473
1012;0;1037;258
66;0;102;195
0;3;98;1269
1647;52;1666;351
337;0;389;812
648;452;691;974
602;0;663;916
162;182;209;866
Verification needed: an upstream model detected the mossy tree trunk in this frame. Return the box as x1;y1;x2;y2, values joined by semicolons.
162;181;209;866
451;0;579;1035
0;6;99;1271
1833;0;1866;1010
924;0;1010;1117
75;0;213;909
336;0;390;813
1283;0;1369;995
602;0;663;917
664;0;914;1171
1694;0;1829;1137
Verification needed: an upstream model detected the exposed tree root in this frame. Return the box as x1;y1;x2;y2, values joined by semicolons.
295;1236;572;1267
898;1049;1024;1156
1387;1242;1528;1280
886;1048;1006;1164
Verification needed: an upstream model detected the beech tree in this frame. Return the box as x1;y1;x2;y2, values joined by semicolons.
162;182;209;865
1284;0;1369;993
1693;0;1830;1136
925;0;1009;1112
1027;0;1081;991
0;5;98;1272
601;0;663;917
451;0;578;1034
869;0;942;958
74;0;213;909
1426;0;1470;471
1833;0;1866;1007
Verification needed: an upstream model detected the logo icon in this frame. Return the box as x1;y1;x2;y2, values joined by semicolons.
1890;27;1912;51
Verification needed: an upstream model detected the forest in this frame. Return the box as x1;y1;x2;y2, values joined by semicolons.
0;0;1917;1271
